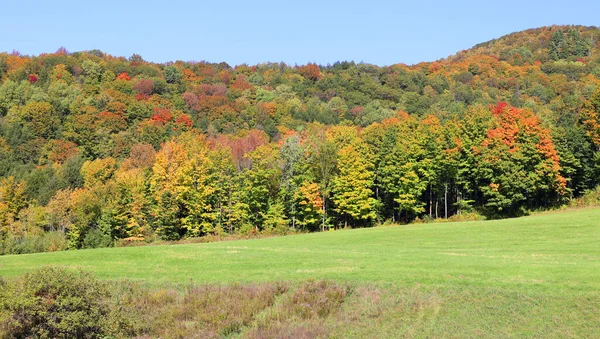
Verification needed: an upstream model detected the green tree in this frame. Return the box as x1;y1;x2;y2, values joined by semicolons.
208;147;237;233
306;130;338;231
279;134;303;229
378;115;427;221
549;29;565;60
239;145;280;231
17;101;60;139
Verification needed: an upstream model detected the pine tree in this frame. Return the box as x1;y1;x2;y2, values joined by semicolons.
549;29;565;60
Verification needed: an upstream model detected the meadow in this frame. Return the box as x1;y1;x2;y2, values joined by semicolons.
1;208;599;337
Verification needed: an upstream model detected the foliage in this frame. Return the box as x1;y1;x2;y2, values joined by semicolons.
332;143;377;226
0;267;133;338
1;25;600;251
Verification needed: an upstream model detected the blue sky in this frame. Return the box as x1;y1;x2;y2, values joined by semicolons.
1;1;599;66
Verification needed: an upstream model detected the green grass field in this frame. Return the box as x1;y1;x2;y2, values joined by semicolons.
1;208;599;337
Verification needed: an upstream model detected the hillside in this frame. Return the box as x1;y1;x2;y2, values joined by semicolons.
1;208;599;288
453;25;599;62
1;208;599;337
2;25;600;252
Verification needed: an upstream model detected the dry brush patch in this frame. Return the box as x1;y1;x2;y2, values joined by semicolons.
3;266;598;338
245;280;350;338
117;281;289;338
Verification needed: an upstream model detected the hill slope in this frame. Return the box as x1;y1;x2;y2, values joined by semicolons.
1;208;598;290
448;25;599;62
2;208;600;337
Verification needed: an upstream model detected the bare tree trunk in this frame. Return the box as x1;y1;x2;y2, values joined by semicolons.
429;185;433;217
228;182;233;234
218;202;222;229
457;190;461;216
444;183;448;219
375;175;379;200
322;194;326;232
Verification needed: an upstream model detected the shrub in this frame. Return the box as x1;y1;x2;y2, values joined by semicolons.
82;228;113;249
570;186;600;208
0;232;67;255
0;267;133;338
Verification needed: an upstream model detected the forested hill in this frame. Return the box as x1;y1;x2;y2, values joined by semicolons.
453;25;598;62
1;25;600;252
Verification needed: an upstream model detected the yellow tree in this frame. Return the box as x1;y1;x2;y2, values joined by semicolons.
150;136;216;239
177;134;216;236
331;142;377;227
45;189;72;233
0;176;28;235
80;157;117;188
581;88;600;151
295;181;323;231
114;168;150;238
149;140;188;240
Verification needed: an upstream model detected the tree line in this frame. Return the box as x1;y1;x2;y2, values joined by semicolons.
1;25;600;250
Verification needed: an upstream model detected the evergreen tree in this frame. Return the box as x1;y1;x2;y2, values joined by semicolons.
549;29;565;60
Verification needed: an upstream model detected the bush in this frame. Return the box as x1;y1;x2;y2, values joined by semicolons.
0;267;133;338
82;228;114;249
570;186;600;208
444;211;486;222
0;232;67;255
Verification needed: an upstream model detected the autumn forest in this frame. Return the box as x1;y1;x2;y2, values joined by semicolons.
1;25;600;253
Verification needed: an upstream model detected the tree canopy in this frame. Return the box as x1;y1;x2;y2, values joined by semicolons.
2;25;600;251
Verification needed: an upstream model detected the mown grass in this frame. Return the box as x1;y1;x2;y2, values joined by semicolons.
1;208;598;291
1;208;599;337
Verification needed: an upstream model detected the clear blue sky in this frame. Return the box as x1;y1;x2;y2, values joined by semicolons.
1;1;599;66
